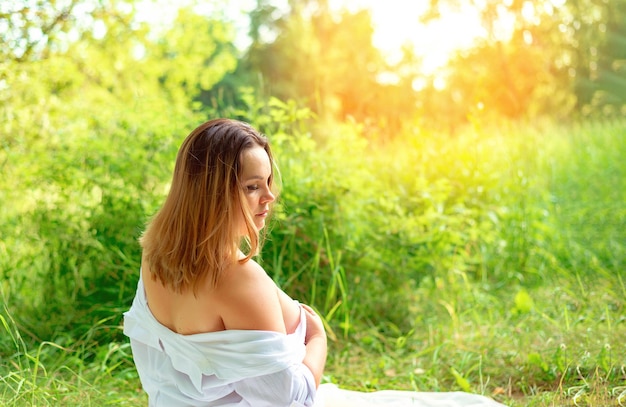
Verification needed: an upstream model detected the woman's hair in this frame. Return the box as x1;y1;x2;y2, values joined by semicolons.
140;118;276;293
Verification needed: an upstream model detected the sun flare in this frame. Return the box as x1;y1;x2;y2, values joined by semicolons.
331;0;486;74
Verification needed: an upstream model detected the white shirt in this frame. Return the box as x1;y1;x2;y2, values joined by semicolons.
123;277;317;407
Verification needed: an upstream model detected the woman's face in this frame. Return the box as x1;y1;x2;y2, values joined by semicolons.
238;145;275;232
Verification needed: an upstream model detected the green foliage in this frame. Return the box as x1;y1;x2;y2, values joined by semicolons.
151;7;238;103
449;367;471;392
513;289;534;315
3;93;626;405
0;305;143;406
1;3;625;406
221;1;416;131
0;0;240;346
207;0;626;135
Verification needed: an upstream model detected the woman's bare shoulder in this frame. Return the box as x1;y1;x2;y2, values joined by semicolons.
214;259;286;333
216;258;271;293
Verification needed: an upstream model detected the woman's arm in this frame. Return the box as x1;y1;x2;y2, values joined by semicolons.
301;304;327;388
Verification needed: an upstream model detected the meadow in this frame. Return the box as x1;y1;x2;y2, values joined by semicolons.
0;103;624;406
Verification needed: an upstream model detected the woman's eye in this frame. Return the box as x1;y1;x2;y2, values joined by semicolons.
247;185;259;191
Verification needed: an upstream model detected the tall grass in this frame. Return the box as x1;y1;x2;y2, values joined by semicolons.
264;117;625;405
0;303;144;406
1;111;624;406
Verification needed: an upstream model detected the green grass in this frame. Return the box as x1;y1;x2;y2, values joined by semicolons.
0;306;145;406
1;118;624;406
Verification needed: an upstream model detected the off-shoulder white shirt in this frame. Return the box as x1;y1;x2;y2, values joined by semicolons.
123;277;316;407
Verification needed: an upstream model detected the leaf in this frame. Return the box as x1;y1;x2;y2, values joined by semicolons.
513;289;534;314
527;352;549;373
449;367;471;392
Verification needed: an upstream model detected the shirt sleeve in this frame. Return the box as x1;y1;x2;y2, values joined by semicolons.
234;363;317;407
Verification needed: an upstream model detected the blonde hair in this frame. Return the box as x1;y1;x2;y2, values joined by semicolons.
140;118;276;293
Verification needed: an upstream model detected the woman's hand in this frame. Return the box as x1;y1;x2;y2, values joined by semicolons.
301;304;325;344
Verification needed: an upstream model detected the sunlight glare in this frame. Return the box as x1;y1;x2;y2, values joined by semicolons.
433;76;446;91
137;0;488;77
331;0;486;74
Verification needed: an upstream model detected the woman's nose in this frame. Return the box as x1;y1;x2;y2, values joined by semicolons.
261;189;275;204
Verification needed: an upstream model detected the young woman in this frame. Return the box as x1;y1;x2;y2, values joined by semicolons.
124;118;326;406
124;118;506;407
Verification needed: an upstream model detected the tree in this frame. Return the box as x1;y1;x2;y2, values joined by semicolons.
420;0;625;121
579;0;626;117
150;7;238;105
1;0;83;62
228;0;417;134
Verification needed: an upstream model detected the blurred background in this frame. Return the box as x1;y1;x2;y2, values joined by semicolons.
1;1;624;405
4;0;624;131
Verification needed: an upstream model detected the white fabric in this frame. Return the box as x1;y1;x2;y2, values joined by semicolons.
314;384;508;407
123;277;316;407
124;277;507;407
